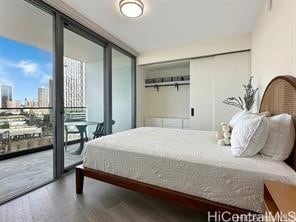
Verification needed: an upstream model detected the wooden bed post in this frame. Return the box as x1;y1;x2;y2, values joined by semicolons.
76;165;84;194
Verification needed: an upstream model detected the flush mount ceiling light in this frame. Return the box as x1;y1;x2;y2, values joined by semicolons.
119;0;144;18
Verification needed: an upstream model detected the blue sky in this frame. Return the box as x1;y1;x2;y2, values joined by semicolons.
0;36;53;104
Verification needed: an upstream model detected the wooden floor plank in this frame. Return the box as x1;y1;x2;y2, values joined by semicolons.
0;171;207;222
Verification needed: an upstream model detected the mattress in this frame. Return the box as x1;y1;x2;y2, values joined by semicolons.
83;127;296;212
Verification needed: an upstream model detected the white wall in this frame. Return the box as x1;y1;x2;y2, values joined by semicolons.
137;33;251;65
143;66;190;119
136;65;145;127
251;0;296;97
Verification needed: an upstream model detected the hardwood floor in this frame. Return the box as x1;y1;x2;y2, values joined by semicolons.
0;172;208;222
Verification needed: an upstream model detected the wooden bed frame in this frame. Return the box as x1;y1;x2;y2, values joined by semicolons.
76;75;296;214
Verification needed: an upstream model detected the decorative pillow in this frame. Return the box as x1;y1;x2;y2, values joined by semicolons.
260;114;295;161
229;111;251;128
230;114;269;157
229;111;270;128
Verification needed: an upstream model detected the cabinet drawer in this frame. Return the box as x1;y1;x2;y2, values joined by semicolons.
162;118;183;129
182;119;190;129
144;118;163;127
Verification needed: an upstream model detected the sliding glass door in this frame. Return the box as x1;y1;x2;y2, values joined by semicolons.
63;28;104;169
112;49;133;133
0;0;136;204
0;0;54;203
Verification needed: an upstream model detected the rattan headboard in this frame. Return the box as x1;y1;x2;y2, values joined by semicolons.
259;75;296;171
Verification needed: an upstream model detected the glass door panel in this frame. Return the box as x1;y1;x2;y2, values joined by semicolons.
112;49;132;133
63;28;104;168
0;0;53;203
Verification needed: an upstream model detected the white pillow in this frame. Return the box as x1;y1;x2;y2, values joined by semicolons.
229;111;251;128
231;114;269;157
260;114;295;161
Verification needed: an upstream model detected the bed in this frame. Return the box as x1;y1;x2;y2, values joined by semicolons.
76;75;296;214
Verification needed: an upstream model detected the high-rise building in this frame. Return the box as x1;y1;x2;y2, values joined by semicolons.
0;85;13;108
49;79;53;107
33;99;39;107
25;98;33;107
38;87;49;107
64;57;85;108
6;101;20;108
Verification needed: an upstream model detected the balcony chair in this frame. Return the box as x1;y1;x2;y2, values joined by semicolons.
93;120;115;139
64;119;88;152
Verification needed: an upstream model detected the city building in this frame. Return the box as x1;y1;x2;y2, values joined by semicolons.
38;87;49;107
49;79;53;107
0;85;13;108
33;99;39;107
64;57;85;108
24;98;32;107
6;101;20;108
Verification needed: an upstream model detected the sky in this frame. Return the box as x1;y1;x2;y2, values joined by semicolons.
0;36;53;104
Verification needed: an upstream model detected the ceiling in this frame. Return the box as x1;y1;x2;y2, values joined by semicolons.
0;0;53;53
0;0;127;63
61;0;264;54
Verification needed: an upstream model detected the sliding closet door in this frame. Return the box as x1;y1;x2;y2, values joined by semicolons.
190;51;250;131
213;52;250;129
190;57;215;131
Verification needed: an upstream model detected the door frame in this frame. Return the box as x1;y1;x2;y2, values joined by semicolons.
51;8;137;177
26;0;136;178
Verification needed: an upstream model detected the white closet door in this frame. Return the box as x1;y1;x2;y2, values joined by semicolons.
189;51;250;131
214;52;250;129
189;57;215;130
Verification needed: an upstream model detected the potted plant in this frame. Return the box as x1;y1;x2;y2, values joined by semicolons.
223;76;258;111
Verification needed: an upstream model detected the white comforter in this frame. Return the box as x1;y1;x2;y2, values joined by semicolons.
83;127;296;212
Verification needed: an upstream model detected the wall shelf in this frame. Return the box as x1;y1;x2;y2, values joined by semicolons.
145;81;190;91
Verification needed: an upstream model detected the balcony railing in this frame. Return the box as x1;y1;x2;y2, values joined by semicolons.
0;107;86;157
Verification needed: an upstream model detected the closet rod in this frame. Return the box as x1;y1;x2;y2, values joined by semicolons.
145;82;190;91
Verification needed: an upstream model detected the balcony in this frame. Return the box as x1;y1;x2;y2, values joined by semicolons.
0;107;88;156
0;107;87;203
0;107;52;156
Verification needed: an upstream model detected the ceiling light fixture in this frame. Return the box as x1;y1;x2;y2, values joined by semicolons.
119;0;144;18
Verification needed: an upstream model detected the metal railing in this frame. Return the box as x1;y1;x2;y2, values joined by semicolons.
0;107;86;157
